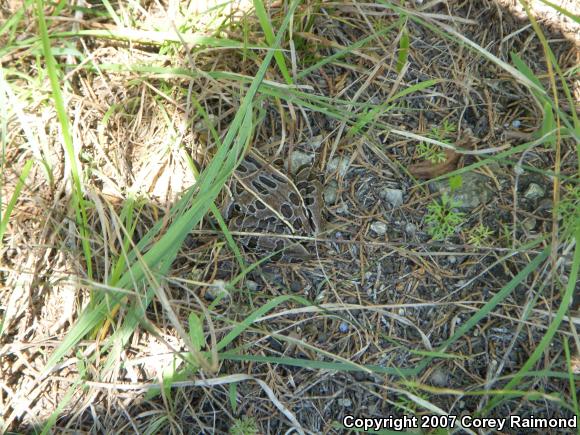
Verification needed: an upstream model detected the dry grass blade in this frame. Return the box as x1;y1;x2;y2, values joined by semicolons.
1;0;579;432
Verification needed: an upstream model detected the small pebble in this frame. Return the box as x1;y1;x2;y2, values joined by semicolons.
370;221;388;235
339;322;349;333
429;369;449;387
404;222;417;236
537;198;553;211
338;398;352;408
335;202;349;214
524;182;545;200
246;280;259;292
323;180;339;205
205;280;230;301
290;281;302;292
380;187;404;207
327;156;350;177
288;151;314;174
522;217;536;231
307;135;323;150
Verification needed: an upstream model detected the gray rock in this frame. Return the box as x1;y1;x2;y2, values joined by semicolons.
337;398;352;407
522;217;536;231
335;202;349;214
524;182;545;200
537;198;553;211
327;156;350;177
205;280;230;301
307;135;324;150
370;221;388;235
323;179;339;205
429;172;493;210
246;280;259;292
380;187;404;207
404;222;417;236
429;369;449;387
288;150;314;174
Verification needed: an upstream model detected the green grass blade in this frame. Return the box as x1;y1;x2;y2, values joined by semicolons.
253;0;293;84
219;352;419;376
216;295;311;351
396;25;409;73
0;159;33;248
35;0;93;278
484;224;580;413
43;0;303;375
438;247;549;355
510;51;544;91
297;17;404;79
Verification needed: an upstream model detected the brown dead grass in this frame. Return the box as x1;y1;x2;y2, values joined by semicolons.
1;0;578;433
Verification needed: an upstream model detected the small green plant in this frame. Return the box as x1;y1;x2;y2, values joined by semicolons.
557;184;580;238
229;416;259;435
416;141;446;164
467;223;494;247
416;119;457;164
425;193;465;240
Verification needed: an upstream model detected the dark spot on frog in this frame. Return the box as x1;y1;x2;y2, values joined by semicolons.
271;172;287;184
296;180;308;191
252;179;270;195
281;203;293;219
258;175;277;189
289;191;300;206
245;236;258;249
